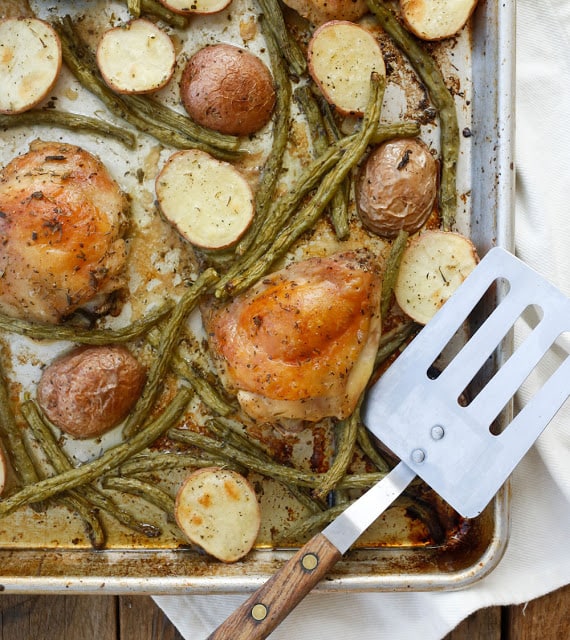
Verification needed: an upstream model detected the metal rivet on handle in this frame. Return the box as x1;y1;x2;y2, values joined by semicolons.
251;603;268;621
411;448;426;464
431;425;445;440
301;553;319;571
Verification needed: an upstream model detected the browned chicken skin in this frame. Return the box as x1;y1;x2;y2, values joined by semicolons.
203;250;383;424
0;140;129;324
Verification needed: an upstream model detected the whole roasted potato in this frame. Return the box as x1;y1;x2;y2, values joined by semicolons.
37;346;146;439
356;138;438;238
180;44;276;136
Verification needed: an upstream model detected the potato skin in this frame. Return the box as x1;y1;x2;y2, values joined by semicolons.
281;0;368;26
37;346;146;439
180;44;276;136
356;138;438;238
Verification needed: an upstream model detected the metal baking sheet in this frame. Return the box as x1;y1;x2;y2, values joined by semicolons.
0;0;514;593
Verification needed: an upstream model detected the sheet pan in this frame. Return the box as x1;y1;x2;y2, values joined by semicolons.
0;0;515;593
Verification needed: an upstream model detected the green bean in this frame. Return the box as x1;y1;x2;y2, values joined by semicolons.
0;387;192;518
118;452;241;476
356;424;391;474
223;73;385;298
209;417;325;513
123;0;188;28
374;320;418;367
0;302;173;344
53;17;239;161
58;492;107;549
21;401;162;538
123;269;218;438
279;501;351;542
0;110;137;148
313;403;361;501
371;122;421;144
380;229;409;321
258;0;307;76
102;476;175;516
168;427;385;489
295;85;350;240
366;0;459;230
123;94;241;153
235;16;291;256
0;363;39;487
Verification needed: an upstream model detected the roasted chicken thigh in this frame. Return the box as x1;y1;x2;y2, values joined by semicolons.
203;250;383;424
0;140;129;323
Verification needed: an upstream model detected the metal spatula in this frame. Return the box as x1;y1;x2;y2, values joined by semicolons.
208;247;570;640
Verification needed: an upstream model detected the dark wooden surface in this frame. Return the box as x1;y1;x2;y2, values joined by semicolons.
0;584;568;639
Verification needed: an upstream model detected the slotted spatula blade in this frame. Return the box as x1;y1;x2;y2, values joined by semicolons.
208;247;570;640
363;246;570;517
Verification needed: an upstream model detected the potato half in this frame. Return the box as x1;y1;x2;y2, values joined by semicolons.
96;19;175;94
394;230;479;324
307;21;386;116
400;0;479;41
0;17;62;114
155;149;254;250
175;467;261;562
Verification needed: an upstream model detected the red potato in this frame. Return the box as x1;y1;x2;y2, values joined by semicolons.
158;0;232;14
0;17;62;114
37;345;147;439
180;44;276;136
175;467;261;562
155;149;254;250
356;138;439;238
394;230;479;324
307;21;386;116
400;0;480;41
96;19;176;94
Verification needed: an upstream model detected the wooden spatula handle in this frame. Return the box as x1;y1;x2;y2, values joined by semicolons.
207;533;342;640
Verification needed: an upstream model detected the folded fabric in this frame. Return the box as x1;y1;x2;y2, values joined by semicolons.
154;0;570;636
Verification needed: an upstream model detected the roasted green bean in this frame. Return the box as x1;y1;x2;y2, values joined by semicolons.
102;476;175;516
374;320;418;367
366;0;459;230
0;110;137;148
235;17;291;256
258;0;307;76
0;387;192;518
0;363;39;487
313;404;361;501
22;401;162;538
168;427;385;490
122;0;188;28
0;303;173;344
380;229;409;321
123;269;218;438
118;452;240;476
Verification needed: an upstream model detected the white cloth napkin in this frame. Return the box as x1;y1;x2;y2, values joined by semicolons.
154;0;570;636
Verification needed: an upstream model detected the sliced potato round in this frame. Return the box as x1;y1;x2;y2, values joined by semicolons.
400;0;479;41
394;230;479;324
0;17;62;114
156;149;254;250
175;467;261;562
307;20;386;116
159;0;232;14
0;447;6;496
96;19;175;94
